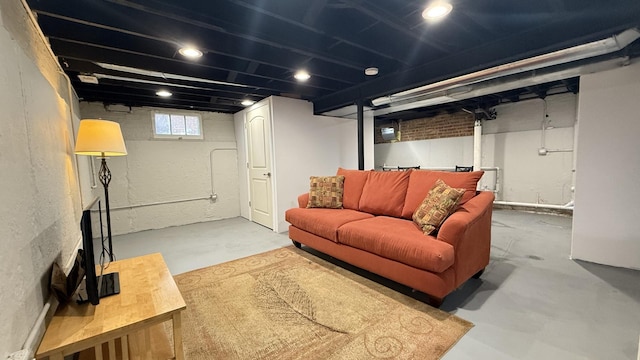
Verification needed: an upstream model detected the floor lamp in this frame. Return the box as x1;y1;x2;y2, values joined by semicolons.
75;119;127;261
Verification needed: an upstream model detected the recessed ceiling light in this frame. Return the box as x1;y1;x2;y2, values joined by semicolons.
156;90;172;97
241;99;255;106
422;2;453;20
178;46;203;59
294;70;311;81
365;67;379;76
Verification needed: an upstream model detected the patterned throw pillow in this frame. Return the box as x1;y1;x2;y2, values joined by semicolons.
412;179;465;235
307;175;345;209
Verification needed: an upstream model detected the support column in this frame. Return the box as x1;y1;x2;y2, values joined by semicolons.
473;119;482;171
357;100;364;170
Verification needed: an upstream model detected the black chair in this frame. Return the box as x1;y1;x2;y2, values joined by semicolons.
455;165;473;172
398;166;420;171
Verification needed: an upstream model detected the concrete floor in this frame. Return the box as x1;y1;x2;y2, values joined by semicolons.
113;209;640;360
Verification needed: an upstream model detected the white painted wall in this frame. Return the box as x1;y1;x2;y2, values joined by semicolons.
482;128;574;203
374;93;577;205
234;96;374;233
79;103;240;235
0;1;82;356
572;61;640;269
374;136;474;169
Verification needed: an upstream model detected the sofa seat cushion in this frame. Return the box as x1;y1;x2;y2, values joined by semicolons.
337;217;455;273
285;208;374;242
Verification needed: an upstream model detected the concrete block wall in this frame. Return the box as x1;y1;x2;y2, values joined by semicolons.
1;1;82;356
79;103;240;236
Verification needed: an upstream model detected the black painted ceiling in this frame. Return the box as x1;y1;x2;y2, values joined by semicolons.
28;0;640;118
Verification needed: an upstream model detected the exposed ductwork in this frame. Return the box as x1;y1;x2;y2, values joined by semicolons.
369;28;640;117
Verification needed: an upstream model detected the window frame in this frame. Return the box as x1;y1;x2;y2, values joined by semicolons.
152;112;204;140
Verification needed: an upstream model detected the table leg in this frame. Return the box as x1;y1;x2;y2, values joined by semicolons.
143;328;152;359
108;340;116;360
121;335;130;360
95;344;104;360
172;312;184;360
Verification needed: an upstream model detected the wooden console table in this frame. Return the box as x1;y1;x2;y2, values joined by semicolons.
36;253;186;360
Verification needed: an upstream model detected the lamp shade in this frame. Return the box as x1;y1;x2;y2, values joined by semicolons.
75;119;127;156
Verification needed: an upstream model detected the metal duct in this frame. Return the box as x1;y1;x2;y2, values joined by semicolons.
372;28;640;108
372;55;632;117
381;127;396;141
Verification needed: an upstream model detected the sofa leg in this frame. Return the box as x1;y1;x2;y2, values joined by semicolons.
472;268;485;279
292;240;302;249
429;296;443;308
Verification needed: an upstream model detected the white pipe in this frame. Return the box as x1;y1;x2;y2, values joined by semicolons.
373;57;629;117
110;196;212;210
21;298;55;359
538;99;574;155
493;200;573;210
473;120;482;171
545;148;573;153
372;28;640;106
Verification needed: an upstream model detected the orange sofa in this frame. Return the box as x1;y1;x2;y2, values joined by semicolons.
285;168;494;306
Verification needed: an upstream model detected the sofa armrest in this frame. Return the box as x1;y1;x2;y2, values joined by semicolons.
437;191;495;286
298;193;310;208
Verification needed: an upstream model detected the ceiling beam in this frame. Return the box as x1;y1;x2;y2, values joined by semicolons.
36;14;357;89
49;38;332;98
227;0;410;65
32;9;369;84
313;15;640;113
341;0;449;53
63;59;272;99
104;0;392;71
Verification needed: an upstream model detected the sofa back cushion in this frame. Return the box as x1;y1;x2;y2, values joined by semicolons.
401;170;484;219
336;168;370;210
359;170;410;217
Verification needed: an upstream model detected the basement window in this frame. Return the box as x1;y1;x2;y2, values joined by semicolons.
153;112;203;139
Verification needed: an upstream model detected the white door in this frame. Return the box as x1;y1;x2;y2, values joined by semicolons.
247;104;274;229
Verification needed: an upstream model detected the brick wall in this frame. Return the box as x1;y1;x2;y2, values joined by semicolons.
374;111;474;144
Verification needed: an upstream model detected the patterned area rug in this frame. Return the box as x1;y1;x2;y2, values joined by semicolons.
173;246;472;359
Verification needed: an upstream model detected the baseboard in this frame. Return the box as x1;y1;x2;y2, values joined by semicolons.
492;203;573;217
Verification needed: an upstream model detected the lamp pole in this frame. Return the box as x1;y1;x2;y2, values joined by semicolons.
97;155;115;261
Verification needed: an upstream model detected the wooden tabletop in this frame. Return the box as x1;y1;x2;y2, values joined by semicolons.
36;253;186;358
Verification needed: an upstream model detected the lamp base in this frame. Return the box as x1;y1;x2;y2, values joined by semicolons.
98;272;120;298
76;272;120;304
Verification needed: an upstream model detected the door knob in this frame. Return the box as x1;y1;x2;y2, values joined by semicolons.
263;172;271;177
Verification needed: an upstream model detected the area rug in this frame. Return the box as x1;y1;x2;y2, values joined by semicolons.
173;246;472;359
